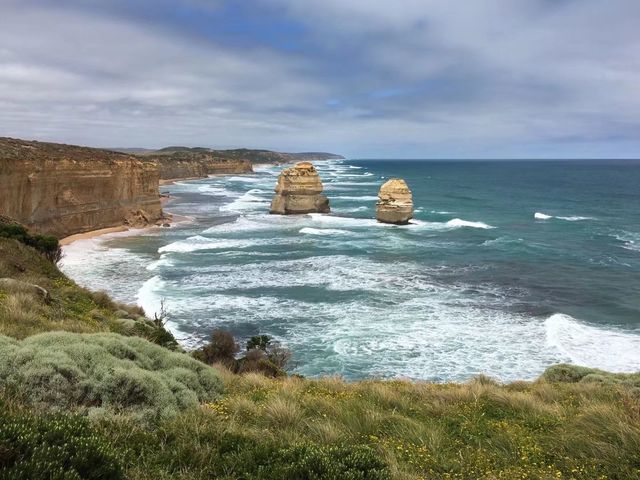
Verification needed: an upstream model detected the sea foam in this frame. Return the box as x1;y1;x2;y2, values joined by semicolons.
545;314;640;372
535;212;593;221
299;227;352;236
445;218;494;229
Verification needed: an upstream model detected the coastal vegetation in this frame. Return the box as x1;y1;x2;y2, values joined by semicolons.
0;234;176;347
0;216;62;263
0;227;639;479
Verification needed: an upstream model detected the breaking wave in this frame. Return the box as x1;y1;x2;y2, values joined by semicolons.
445;218;494;229
545;314;640;372
535;212;593;221
299;227;352;236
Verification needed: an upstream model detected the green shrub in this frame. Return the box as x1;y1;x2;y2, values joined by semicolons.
0;223;62;264
194;330;291;377
194;329;239;367
0;332;223;423
256;443;391;480
542;364;640;388
0;399;126;479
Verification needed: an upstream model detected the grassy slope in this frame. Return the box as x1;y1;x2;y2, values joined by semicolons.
0;237;166;342
1;238;639;479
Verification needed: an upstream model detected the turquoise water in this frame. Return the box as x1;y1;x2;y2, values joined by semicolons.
61;160;640;381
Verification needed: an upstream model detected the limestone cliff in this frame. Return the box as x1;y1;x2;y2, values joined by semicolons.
0;137;163;238
270;162;330;215
145;151;253;180
376;179;413;225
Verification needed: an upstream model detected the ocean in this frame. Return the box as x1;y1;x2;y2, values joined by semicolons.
61;159;640;382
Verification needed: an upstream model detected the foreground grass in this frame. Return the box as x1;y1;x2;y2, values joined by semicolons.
4;367;626;480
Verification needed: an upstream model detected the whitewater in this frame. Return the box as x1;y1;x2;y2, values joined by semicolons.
61;159;640;381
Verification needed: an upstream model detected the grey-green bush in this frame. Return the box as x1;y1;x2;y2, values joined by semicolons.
543;363;640;388
0;332;223;423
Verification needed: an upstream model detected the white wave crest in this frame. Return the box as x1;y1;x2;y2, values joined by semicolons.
220;190;270;213
535;212;593;221
136;275;165;318
299;227;352;236
545;314;640;372
158;235;257;253
308;213;379;228
331;195;379;201
227;176;262;183
557;216;593;221
613;231;640;252
446;218;494;229
146;254;174;271
336;206;369;213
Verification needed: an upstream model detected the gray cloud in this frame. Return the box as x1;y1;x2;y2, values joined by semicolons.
0;0;639;157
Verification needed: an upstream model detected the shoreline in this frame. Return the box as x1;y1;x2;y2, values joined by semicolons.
59;211;193;246
159;176;203;186
59;226;130;246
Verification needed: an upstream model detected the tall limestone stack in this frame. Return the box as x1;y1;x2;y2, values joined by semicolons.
376;179;413;225
269;162;330;215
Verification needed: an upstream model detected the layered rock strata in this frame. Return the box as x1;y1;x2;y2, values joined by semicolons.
151;153;253;180
0;137;164;238
269;162;330;215
376;178;413;225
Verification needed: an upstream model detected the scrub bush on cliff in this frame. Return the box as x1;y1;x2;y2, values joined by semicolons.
193;329;240;368
0;332;223;423
194;330;292;377
0;223;62;264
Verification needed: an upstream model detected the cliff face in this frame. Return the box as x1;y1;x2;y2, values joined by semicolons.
151;153;253;180
0;138;163;238
376;178;413;225
270;162;330;215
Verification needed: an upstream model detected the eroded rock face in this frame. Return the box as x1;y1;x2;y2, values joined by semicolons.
376;178;413;225
269;162;330;215
0;137;163;238
151;153;253;180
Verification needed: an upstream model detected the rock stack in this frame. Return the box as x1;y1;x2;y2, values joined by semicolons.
376;178;413;225
269;162;330;215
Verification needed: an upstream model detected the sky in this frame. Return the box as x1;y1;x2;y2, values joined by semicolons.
1;0;639;158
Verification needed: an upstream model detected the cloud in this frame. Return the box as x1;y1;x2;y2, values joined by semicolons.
0;0;639;157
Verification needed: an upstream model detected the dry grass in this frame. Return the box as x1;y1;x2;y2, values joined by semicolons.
0;238;169;345
188;372;640;479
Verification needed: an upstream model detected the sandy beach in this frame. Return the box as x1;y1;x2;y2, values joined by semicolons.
59;226;130;246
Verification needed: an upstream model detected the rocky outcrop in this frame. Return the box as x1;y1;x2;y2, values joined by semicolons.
143;151;253;180
0;137;164;238
270;162;330;215
376;179;413;225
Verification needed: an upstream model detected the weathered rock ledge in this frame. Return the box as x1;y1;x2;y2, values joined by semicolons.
0;137;164;238
270;162;330;215
376;178;413;225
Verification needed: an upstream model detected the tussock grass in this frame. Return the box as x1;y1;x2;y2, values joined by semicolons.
158;371;639;480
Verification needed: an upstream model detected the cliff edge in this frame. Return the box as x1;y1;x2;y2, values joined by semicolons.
0;137;164;238
144;149;254;180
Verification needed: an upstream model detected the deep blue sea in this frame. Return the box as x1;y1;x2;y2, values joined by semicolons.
61;159;640;381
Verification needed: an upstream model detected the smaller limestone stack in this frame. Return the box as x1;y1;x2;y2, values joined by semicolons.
376;179;413;225
270;162;330;215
